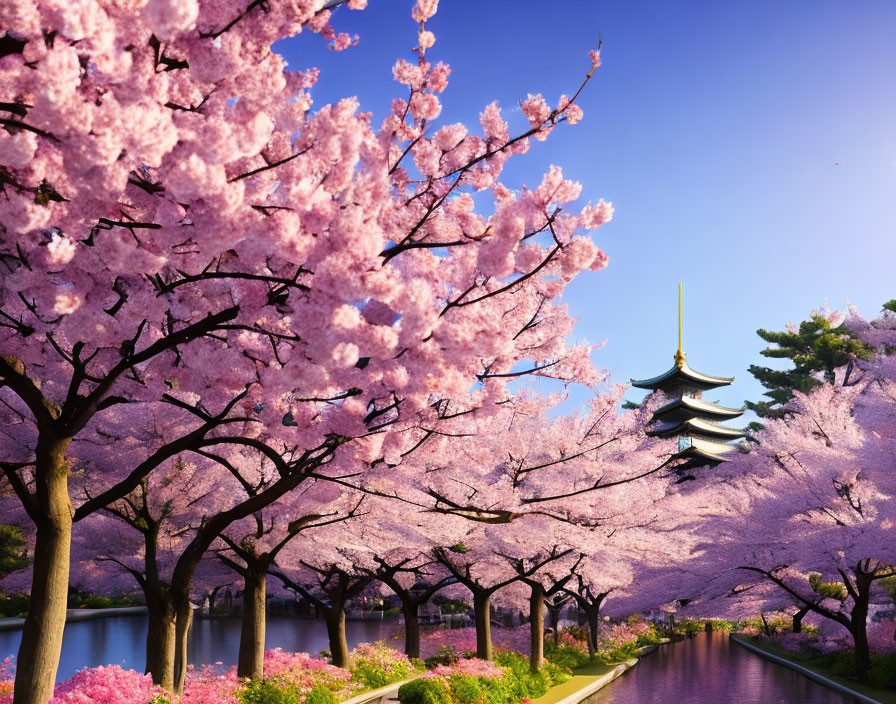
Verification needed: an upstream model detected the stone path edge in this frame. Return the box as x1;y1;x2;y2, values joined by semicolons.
530;639;671;704
730;633;884;704
342;676;421;704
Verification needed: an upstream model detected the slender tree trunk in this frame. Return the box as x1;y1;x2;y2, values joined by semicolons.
172;598;193;695
145;595;177;690
851;583;871;684
547;602;562;645
792;606;810;634
238;569;266;680
529;583;545;671
402;598;421;659
13;441;72;704
208;585;223;615
587;607;599;656
325;608;351;668
473;591;493;660
853;621;871;684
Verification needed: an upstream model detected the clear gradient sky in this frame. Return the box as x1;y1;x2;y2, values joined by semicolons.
280;0;896;413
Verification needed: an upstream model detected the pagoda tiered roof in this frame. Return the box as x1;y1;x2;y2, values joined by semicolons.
650;417;746;440
652;395;743;423
670;435;739;465
631;360;734;392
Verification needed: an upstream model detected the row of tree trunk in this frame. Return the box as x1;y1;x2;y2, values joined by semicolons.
136;565;602;691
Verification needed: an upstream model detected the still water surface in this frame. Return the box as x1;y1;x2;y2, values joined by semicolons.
585;631;862;704
0;615;402;680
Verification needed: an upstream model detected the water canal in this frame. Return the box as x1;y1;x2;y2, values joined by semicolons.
0;615;401;680
585;631;861;704
0;618;867;702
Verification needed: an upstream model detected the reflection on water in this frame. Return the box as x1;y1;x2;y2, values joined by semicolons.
0;616;402;680
585;631;862;704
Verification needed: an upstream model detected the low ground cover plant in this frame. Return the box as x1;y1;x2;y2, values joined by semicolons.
543;640;589;671
592;619;664;664
350;642;417;688
401;650;570;704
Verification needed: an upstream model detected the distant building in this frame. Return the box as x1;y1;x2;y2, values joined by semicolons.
632;285;745;474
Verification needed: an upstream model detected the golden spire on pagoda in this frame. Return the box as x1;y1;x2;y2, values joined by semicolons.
674;282;685;367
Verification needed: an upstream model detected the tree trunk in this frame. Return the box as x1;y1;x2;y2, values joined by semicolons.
145;595;177;690
325;608;351;668
172;598;193;695
402;599;421;659
473;591;493;660
587;607;599;656
851;583;871;684
547;602;562;645
13;442;72;704
238;569;267;680
529;583;545;671
853;622;871;684
792;606;810;634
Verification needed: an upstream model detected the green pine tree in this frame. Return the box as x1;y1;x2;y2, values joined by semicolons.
0;524;29;578
745;311;877;422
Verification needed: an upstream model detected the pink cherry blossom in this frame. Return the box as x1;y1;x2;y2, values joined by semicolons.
412;0;439;23
521;94;551;129
580;199;614;229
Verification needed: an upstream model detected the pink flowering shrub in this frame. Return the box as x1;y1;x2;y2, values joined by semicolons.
420;627;530;659
0;651;364;704
868;620;896;654
425;659;505;681
591;621;663;664
596;623;638;648
35;665;165;704
181;663;241;704
350;642;415;688
556;631;588;652
262;649;358;696
772;632;815;654
0;659;13;703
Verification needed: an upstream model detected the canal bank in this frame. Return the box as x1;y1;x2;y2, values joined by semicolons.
582;631;865;704
731;634;893;704
0;606;148;631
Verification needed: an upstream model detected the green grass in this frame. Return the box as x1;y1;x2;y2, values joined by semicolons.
527;644;660;704
731;634;896;704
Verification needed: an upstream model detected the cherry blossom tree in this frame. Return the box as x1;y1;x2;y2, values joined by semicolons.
495;544;581;669
431;522;572;661
0;0;613;699
351;512;455;659
673;359;896;682
215;485;366;679
271;530;377;669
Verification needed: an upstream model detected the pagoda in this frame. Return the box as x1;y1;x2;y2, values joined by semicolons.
631;284;745;473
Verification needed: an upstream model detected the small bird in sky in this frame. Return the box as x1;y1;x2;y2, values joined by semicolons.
834;162;840;165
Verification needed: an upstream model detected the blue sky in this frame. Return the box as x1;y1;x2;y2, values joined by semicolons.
279;0;896;414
